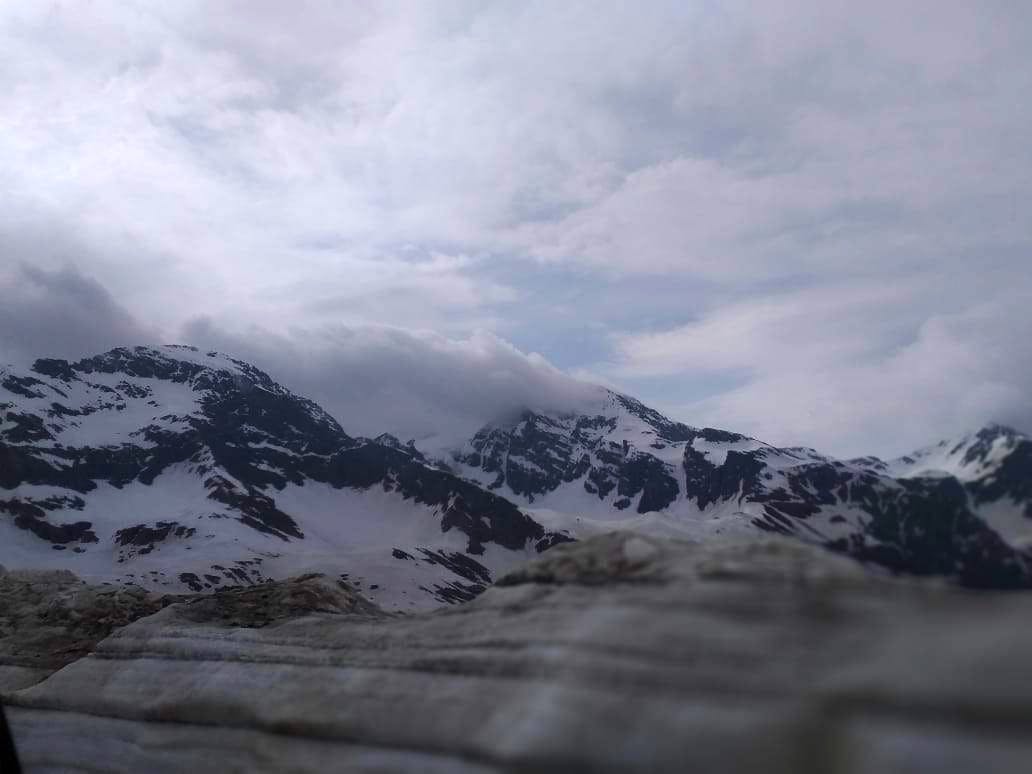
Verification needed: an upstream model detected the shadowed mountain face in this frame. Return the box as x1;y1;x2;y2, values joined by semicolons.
0;346;569;608
2;345;1032;600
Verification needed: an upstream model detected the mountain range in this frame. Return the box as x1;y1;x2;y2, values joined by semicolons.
2;345;1030;609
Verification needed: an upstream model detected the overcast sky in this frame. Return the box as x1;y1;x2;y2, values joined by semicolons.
2;1;1030;457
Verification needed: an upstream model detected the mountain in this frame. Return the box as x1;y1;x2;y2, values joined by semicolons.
447;397;1032;588
2;344;1031;603
0;346;569;610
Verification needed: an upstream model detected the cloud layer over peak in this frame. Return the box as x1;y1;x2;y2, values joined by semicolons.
181;317;599;450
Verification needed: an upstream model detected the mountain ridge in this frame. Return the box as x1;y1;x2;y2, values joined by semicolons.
0;345;570;609
444;394;1032;588
2;344;1031;603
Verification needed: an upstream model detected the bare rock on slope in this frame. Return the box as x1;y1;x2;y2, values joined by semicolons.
0;568;166;692
5;533;1032;773
172;572;383;627
0;570;380;693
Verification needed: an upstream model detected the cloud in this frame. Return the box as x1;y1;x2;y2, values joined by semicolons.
9;1;1025;288
610;281;926;378
181;316;596;450
609;284;1032;458
0;1;1030;456
0;265;158;365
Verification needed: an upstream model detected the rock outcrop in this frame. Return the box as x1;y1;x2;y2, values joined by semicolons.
4;534;1032;772
0;565;170;692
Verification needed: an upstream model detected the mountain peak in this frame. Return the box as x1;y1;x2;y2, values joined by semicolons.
972;423;1026;442
1;346;573;608
42;345;265;382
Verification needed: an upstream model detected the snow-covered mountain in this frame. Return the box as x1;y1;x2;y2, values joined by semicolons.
0;346;569;610
2;345;1031;605
448;395;1032;588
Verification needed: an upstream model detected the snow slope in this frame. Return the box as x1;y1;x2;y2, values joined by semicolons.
0;346;567;609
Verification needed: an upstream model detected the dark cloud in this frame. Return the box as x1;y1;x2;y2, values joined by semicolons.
0;265;157;365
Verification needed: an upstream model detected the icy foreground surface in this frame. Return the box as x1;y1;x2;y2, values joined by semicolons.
4;534;1032;773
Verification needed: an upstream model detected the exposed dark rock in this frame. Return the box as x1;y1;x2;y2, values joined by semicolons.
204;476;303;540
0;568;172;690
0;375;47;400
30;359;78;382
114;522;196;547
178;573;204;592
422;580;486;604
459;406;681;513
416;549;492;585
0;499;97;545
824;476;1032;589
313;442;569;554
619;451;679;512
172;573;382;627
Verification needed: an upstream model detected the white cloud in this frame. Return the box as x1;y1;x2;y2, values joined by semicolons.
610;281;926;377
611;286;1032;457
181;317;597;451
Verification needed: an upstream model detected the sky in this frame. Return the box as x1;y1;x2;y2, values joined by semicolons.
1;0;1031;458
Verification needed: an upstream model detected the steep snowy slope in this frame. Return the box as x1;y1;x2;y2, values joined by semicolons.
448;395;1032;588
4;344;1031;599
0;346;568;610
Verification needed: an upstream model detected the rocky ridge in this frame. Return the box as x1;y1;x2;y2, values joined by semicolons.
450;397;1032;589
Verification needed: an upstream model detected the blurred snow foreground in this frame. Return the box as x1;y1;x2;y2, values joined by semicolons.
4;533;1032;773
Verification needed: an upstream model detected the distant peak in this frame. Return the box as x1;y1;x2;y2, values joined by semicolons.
973;423;1024;441
373;432;403;448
